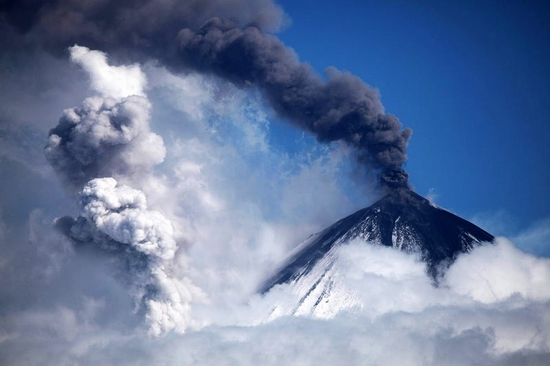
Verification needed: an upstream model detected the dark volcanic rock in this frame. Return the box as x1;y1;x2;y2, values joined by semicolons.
260;188;494;293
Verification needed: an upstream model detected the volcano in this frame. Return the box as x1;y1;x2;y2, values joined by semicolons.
259;187;494;296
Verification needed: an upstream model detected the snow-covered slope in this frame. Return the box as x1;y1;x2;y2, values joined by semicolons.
259;188;494;318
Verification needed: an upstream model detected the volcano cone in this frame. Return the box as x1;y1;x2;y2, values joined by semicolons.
260;188;494;293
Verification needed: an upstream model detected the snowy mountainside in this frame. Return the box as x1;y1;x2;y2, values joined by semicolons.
259;188;495;317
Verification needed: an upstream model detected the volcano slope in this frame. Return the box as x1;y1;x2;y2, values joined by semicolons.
260;187;494;294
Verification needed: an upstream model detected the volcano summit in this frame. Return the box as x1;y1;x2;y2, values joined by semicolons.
260;185;494;297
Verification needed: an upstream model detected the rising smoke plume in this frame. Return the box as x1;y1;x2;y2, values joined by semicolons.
0;0;284;56
45;46;166;190
55;177;204;335
43;45;204;335
2;0;411;187
177;18;412;174
44;94;165;189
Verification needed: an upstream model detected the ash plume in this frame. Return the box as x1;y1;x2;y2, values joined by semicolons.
2;1;412;186
380;166;410;189
178;18;412;174
44;46;166;190
43;45;203;336
0;0;284;56
44;94;165;190
55;177;204;335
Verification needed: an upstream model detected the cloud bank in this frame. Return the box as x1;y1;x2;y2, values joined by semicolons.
1;237;549;365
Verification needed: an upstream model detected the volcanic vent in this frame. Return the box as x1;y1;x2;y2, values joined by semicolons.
260;170;494;294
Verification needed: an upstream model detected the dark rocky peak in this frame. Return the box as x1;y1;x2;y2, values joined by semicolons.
260;187;494;293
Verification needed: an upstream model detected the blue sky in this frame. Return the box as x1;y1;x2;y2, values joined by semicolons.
274;0;550;233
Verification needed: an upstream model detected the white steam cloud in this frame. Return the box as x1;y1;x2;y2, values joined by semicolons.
56;177;205;335
252;238;550;361
0;44;548;366
45;46;203;336
69;45;147;99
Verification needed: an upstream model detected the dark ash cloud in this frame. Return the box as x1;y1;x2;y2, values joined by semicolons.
0;0;284;56
178;18;412;172
44;45;166;191
45;94;165;190
2;1;411;183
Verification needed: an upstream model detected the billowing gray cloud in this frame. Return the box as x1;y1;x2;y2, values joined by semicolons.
44;94;165;189
44;46;165;190
55;177;204;336
0;0;284;56
178;18;412;174
2;0;411;186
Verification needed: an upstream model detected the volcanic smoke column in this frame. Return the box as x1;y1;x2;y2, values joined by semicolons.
44;46;204;335
177;18;412;185
2;2;412;186
55;178;203;335
44;46;166;191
